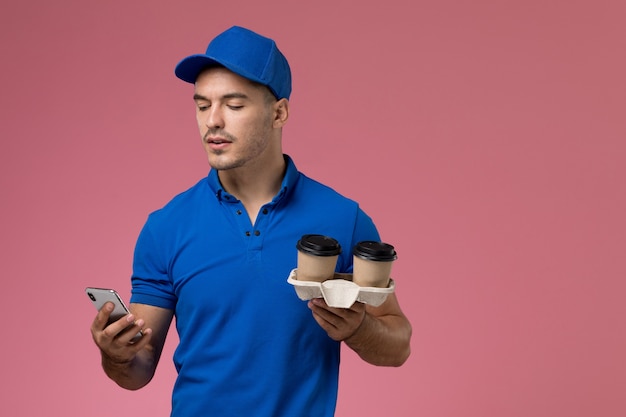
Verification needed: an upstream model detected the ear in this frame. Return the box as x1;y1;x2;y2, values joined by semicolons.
272;98;289;128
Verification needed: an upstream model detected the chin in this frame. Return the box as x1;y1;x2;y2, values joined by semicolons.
207;155;241;171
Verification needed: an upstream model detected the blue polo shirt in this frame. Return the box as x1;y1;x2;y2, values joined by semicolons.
131;155;379;417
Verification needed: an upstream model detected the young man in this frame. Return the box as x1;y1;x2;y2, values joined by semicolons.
90;26;411;417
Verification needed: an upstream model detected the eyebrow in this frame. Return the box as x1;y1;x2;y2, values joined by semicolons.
193;92;250;101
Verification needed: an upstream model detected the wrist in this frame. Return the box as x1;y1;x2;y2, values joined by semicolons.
101;351;134;368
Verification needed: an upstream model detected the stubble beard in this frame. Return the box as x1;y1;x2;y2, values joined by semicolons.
204;126;273;172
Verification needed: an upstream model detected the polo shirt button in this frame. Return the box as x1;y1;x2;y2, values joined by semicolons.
262;208;268;215
245;231;251;236
236;210;242;215
254;230;261;236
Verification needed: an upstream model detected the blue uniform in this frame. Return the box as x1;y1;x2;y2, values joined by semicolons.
131;155;379;417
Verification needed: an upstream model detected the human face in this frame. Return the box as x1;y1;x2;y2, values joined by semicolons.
193;66;278;171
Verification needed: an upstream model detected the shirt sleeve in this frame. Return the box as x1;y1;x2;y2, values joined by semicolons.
343;206;381;273
129;216;177;310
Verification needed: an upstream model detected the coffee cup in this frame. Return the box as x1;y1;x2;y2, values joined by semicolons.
296;234;342;282
352;241;397;287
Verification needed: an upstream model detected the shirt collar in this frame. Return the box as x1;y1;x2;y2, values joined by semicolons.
207;154;299;203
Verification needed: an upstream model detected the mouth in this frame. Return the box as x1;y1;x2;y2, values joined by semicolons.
205;136;233;153
206;137;231;144
204;129;234;143
204;135;232;145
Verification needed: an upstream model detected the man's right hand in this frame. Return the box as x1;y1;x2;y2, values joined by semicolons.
90;302;152;365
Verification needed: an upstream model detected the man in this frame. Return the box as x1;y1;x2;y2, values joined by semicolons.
90;26;411;416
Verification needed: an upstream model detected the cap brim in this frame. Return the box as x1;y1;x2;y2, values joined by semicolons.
174;55;221;83
175;54;267;88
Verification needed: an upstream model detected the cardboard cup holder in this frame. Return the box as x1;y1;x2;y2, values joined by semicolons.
287;269;395;308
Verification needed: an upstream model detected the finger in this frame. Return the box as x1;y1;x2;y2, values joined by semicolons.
310;298;362;320
308;306;336;335
344;301;366;317
118;327;148;346
308;300;342;329
308;306;355;341
102;314;142;340
90;301;115;334
116;318;149;345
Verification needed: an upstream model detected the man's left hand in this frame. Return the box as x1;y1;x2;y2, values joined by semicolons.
307;298;366;341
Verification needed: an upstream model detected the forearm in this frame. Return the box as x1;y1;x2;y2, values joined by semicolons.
344;311;412;367
101;348;157;390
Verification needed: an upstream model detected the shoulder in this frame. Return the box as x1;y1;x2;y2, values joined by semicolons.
294;172;359;208
283;154;359;209
146;177;210;224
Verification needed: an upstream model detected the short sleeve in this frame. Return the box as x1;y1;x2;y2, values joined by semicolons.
130;217;177;310
343;207;381;273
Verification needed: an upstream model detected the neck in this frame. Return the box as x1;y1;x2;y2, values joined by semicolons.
218;154;286;223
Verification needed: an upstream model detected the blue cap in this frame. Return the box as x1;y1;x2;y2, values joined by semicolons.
174;26;292;100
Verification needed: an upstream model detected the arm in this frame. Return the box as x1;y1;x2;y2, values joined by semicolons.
308;292;412;366
90;302;174;390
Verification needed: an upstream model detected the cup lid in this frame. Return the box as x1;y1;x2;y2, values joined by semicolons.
353;241;398;261
296;234;342;256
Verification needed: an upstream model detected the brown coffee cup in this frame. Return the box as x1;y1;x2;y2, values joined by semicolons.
352;241;397;287
296;234;342;282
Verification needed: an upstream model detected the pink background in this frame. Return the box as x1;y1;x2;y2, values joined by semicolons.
1;1;625;416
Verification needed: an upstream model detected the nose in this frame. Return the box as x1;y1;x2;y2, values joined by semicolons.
204;106;224;130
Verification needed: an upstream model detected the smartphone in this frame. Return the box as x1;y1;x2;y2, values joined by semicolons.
85;287;131;325
86;287;143;342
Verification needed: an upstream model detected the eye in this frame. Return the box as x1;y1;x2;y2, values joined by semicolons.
195;101;210;111
227;105;244;110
